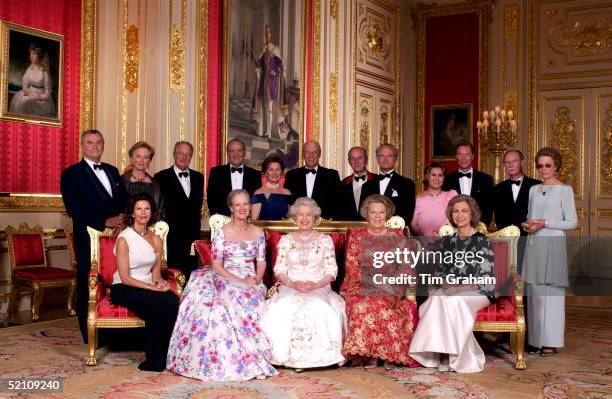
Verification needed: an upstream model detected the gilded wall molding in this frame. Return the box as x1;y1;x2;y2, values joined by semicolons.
195;0;208;174
359;97;372;155
549;105;579;193
411;0;493;179
0;194;64;212
118;0;129;171
551;16;612;57
80;0;98;133
125;25;139;92
329;74;338;124
503;5;520;121
169;26;185;93
311;0;321;142
601;101;612;196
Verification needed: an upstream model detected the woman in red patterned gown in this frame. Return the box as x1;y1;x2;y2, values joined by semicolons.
342;194;419;368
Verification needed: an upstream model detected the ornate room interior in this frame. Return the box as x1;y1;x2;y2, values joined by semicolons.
0;0;610;396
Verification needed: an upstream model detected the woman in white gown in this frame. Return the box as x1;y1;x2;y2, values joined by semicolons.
9;44;56;117
260;197;347;370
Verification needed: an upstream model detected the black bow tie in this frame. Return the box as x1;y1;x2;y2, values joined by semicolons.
231;167;243;174
306;168;317;174
511;179;521;186
93;164;102;170
458;172;472;179
354;175;366;182
380;173;393;179
179;171;189;178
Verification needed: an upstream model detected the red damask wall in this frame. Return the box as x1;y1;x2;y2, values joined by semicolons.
424;13;480;172
0;0;82;193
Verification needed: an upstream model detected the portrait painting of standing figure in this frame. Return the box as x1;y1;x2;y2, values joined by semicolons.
0;22;63;125
222;0;306;169
431;104;472;159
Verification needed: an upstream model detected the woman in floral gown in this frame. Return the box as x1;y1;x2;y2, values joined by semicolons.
166;189;277;381
342;194;419;368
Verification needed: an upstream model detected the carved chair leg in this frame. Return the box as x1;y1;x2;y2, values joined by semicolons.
7;282;18;317
509;332;517;354
514;331;527;370
67;280;76;316
31;284;45;321
86;324;98;366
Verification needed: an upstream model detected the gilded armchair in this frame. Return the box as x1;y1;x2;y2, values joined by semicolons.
85;221;185;366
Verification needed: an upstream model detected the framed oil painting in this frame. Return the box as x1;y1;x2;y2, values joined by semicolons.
222;0;307;169
430;104;472;159
0;21;63;126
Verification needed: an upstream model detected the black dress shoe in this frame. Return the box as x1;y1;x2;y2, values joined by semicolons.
525;345;540;354
138;360;166;372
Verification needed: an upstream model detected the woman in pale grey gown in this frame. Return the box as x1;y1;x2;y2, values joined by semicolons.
9;44;56;117
522;147;577;356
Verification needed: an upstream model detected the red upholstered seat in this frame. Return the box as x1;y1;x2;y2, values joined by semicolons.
15;267;75;281
98;236;118;287
476;297;516;322
96;296;139;318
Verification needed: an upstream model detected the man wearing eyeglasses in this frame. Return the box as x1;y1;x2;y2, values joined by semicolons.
493;149;541;238
206;139;262;216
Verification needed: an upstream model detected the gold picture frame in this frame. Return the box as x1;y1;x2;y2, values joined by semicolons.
430;103;473;160
0;21;64;126
221;0;308;170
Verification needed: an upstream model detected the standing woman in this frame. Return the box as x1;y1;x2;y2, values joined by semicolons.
121;141;164;218
411;162;458;237
110;193;179;372
167;189;277;381
251;154;292;220
522;147;577;356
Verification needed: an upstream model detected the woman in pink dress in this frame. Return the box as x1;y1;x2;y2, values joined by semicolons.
410;162;458;238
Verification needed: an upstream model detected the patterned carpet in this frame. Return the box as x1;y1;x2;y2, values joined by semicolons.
0;306;610;398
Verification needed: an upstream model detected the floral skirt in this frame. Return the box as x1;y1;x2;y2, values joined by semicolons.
166;268;277;381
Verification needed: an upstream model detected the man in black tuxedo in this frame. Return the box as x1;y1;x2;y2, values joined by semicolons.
339;146;376;220
60;130;127;342
155;141;204;279
493;149;541;352
359;143;416;224
283;140;342;220
494;149;541;239
206;139;261;216
442;141;494;226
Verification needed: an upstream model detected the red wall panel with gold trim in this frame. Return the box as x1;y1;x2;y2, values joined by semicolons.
0;0;81;194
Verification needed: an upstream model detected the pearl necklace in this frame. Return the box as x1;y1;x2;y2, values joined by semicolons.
265;182;280;188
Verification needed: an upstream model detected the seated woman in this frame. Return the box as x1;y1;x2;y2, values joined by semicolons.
342;194;419;368
260;197;347;370
110;193;179;372
251;154;291;220
409;195;495;373
166;189;277;381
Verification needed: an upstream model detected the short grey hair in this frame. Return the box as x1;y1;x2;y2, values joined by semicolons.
226;189;250;207
375;143;398;157
288;197;322;219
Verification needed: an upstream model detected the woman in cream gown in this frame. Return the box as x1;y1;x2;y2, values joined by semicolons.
9;44;56;117
260;197;347;370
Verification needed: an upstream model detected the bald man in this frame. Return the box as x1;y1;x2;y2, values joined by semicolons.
283;141;342;220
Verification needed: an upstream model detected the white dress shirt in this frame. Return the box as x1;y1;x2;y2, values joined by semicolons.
511;176;523;202
305;165;318;198
379;170;394;195
230;164;244;190
352;174;367;210
84;157;113;197
174;165;191;197
459;167;473;195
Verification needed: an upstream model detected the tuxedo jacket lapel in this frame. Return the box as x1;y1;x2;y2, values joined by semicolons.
516;180;530;204
172;170;189;200
81;160;112;201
